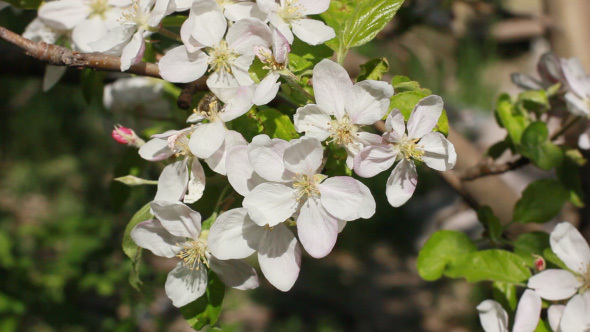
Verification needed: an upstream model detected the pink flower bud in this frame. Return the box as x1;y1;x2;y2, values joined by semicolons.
533;255;546;271
112;125;145;148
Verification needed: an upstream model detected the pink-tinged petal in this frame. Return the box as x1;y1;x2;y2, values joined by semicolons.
253;73;281;105
189;121;226;159
205;130;247;175
356;180;376;219
42;65;67;92
511;73;543;90
407;95;444;139
319;177;365;221
150;200;202;239
419;132;457;171
562;57;590;98
550;222;590;274
38;0;88;30
243;183;298;227
120;31;145;71
354;132;386;151
226;145;266;196
297;197;339;258
258;223;301;291
165;262;207;307
130;219;183;258
283;137;324;175
271;16;293;44
386;159;417;207
159;46;209;83
578;127;590;150
353;144;397;178
527;269;582;301
249;137;293;182
564;92;590;117
476;300;509;332
512;289;541;332
313;59;353;120
190;0;226;47
560;293;590;332
208;208;263;260
298;0;329;15
272;29;290;63
139;137;173;161
291;18;335;46
385;108;406;138
227;18;272;55
225;2;268;22
72;18;108;53
347;80;394;125
155;159;189;202
293;104;332;140
183;159;206;204
548;305;565;332
209;256;259;290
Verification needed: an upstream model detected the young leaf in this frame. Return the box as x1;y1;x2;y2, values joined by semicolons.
289;38;334;72
518;122;563;170
122;203;153;290
518;90;549;114
492;282;517;311
513;179;568;224
388;90;448;136
495;93;528;144
391;75;431;94
476;206;503;243
180;271;225;330
556;149;586;207
513;232;550;267
256;108;300;141
445;250;531;284
340;0;404;49
356;58;389;82
416;230;477;281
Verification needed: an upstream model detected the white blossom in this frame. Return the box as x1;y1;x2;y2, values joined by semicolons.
547;293;590;332
252;28;291;105
511;52;565;91
354;95;456;207
476;289;541;332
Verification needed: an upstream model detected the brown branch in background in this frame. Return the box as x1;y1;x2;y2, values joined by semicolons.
0;25;161;78
459;157;530;181
177;76;209;109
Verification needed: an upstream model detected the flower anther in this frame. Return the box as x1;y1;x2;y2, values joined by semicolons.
327;115;359;146
394;135;425;162
292;173;326;201
88;0;110;19
279;0;304;23
208;40;239;74
175;230;211;271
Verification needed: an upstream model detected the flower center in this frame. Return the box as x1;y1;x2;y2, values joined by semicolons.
88;0;110;19
254;45;285;71
194;94;222;122
292;173;326;201
578;264;590;293
394;135;425;161
167;131;192;157
279;0;304;23
208;40;239;74
121;0;150;29
176;239;209;271
216;0;235;7
328;115;359;146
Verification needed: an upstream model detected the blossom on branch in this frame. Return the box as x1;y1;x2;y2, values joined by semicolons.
547;293;590;332
477;289;541;332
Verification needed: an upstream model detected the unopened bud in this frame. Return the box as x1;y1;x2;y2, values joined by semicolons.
533;254;546;271
112;125;145;148
114;175;158;186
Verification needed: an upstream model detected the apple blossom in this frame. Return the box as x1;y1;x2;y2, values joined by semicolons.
511;52;565;91
476;289;541;332
256;0;334;45
130;201;259;307
547;293;590;332
252;29;291;105
294;59;393;169
208;208;302;291
527;222;590;301
354;95;457;207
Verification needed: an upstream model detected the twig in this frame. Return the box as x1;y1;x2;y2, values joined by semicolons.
459;157;530;181
177;77;208;109
0;25;161;78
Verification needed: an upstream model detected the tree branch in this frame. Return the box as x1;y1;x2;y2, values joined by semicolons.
459;157;530;181
0;25;161;78
177;77;208;110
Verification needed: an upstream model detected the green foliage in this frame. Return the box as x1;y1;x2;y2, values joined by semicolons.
476;206;502;243
324;144;352;176
517;122;563;170
445;250;531;284
389;90;449;136
122;203;153;290
181;272;225;330
492;282;517;311
416;230;476;281
556;149;586;207
517;90;549;115
486;138;510;160
391;75;432;94
288;38;334;73
513;179;568;224
257;108;300;140
495;93;528;145
161;15;187;26
542;247;568;270
3;0;40;9
356;58;389;82
513;232;550;267
534;320;552;332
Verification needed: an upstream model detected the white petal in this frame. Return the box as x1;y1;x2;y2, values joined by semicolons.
219;86;255;122
291;18;335;46
43;65;67;92
406;95;444;139
272;28;290;64
174;0;192;11
227;17;272;55
159;46;209;83
190;0;226;47
385;108;406;137
512;289;541;332
297;197;339;258
230;55;256;86
258;223;301;291
38;0;88;30
155;159;189;202
353;143;397;178
293;104;332;141
89;25;134;54
224;2;268;22
148;0;172;27
564;92;590;117
347;80;394;125
183;158;206;204
562;57;590;99
165;262;207;307
578;127;590;150
249;137;293;182
226;145;266;196
256;0;280;13
208;208;263;259
271;17;293;44
527;269;582;301
550;222;590;274
319;177;365;221
189;121;226;159
243;183;298;227
313;59;353;120
356;180;376;219
139;137;173;161
209;257;259;290
298;0;329;15
72;18;108;53
120;31;145;71
207;70;239;90
130;219;183;258
205;130;247;175
419;132;457;171
150;200;202;239
180;12;206;53
283;137;324;175
253;73;281;105
548;305;565;332
560;293;590;332
386;159;417;207
476;300;509;332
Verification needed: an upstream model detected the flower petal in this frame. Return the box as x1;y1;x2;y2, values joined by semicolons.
283;137;324;175
150;200;202;239
208;208;263;260
476;300;509;332
155;159;189;202
356;180;376;219
564;92;590;117
243;183;298;227
253;73;281;105
120;31;145;71
293;104;332;141
258;223;301;291
512;289;541;332
130;219;183;258
347;80;394;125
139;137;173;161
406;95;444;139
297;196;339;258
319;176;366;221
165;262;207;307
550;222;590;274
38;0;88;30
385;108;406;138
224;2;268;22
226;145;266;196
190;0;226;47
560;293;590;332
189;121;226;159
183;158;206;204
158;46;209;83
298;0;329;15
353;143;397;178
386;159;417;207
578;127;590;150
313;59;353;120
209;257;259;290
291;18;335;45
527;269;582;301
249;137;293;182
419;132;457;171
548;305;565;332
227;17;272;55
205;130;247;175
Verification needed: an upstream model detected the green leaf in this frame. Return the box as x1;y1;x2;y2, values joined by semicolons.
288;38;334;73
543;247;568;270
513;232;550;267
495;93;528;144
389;91;429;119
356;58;389;82
476;206;503;243
256;108;300;140
324;144;352;176
416;230;477;281
391;75;432;94
534;319;552;332
122;203;153;290
435;109;449;137
288;54;313;73
227;109;261;142
486;138;510;160
556;149;586;207
518;90;549;114
446;250;531;284
340;0;404;49
492;282;517;311
518;122;563;170
320;0;356;52
513;179;568;223
181;271;225;330
3;0;40;9
162;15;187;27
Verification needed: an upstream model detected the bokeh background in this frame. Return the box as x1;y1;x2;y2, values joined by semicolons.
1;0;589;331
